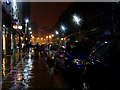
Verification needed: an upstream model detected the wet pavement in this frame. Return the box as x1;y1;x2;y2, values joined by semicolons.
2;51;70;90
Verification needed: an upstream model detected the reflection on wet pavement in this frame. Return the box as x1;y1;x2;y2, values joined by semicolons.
2;52;34;89
2;52;69;89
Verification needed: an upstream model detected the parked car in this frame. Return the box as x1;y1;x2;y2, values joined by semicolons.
55;41;92;73
84;35;120;90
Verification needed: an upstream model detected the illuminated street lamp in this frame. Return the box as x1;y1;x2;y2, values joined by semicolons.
60;25;66;32
55;31;59;35
25;19;29;23
72;14;82;26
49;35;52;39
46;36;48;39
29;27;31;30
72;14;82;38
30;31;32;34
32;36;34;39
41;38;43;40
52;34;54;37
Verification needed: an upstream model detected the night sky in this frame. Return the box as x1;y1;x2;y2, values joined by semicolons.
30;2;71;37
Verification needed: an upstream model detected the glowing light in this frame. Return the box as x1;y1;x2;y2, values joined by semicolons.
3;34;6;50
30;31;32;34
25;19;29;23
20;37;23;41
61;25;66;31
73;14;82;25
55;31;59;35
52;34;54;37
46;36;48;39
32;36;34;38
61;38;64;41
3;25;5;27
105;41;108;43
49;35;52;39
29;27;31;30
13;25;18;29
37;37;39;40
18;26;22;29
41;38;43;40
22;43;25;48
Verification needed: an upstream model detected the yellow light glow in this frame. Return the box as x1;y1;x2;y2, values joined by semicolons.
3;34;6;50
37;37;39;40
21;37;23;41
49;35;52;39
32;36;34;38
41;38;43;40
61;38;64;41
46;36;48;39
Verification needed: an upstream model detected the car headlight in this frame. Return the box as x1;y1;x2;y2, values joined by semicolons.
73;59;84;65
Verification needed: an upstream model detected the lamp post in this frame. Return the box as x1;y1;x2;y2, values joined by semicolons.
25;19;29;34
72;14;82;41
72;14;82;36
60;25;67;44
25;19;29;52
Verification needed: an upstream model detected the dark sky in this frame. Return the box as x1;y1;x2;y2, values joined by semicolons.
30;2;71;37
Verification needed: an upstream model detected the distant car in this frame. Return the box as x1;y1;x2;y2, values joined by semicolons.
84;35;120;90
46;44;58;63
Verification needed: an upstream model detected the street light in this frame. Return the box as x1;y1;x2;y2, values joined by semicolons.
52;34;54;37
29;27;31;30
60;25;66;32
30;31;32;34
55;31;59;35
72;14;82;26
49;35;52;39
72;14;82;40
25;19;29;23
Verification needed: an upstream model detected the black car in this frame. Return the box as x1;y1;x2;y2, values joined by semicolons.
55;41;92;72
84;35;120;90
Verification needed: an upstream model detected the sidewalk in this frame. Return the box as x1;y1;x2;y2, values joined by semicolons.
2;51;33;89
2;50;28;80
